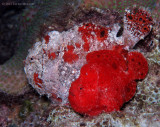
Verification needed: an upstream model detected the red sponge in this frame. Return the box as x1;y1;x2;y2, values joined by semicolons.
69;64;99;114
128;52;148;80
68;46;148;116
86;50;128;71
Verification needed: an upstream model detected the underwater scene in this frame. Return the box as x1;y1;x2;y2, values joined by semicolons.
0;0;159;126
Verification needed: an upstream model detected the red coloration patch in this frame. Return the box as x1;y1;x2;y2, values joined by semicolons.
123;81;137;102
43;49;46;54
95;27;109;42
44;35;50;44
63;51;79;64
69;46;148;116
86;49;128;71
113;45;128;58
75;43;81;48
128;52;148;80
125;8;153;36
52;93;62;102
67;45;75;52
83;42;90;51
78;23;109;43
34;73;43;88
63;45;79;63
69;64;100;114
48;52;56;60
